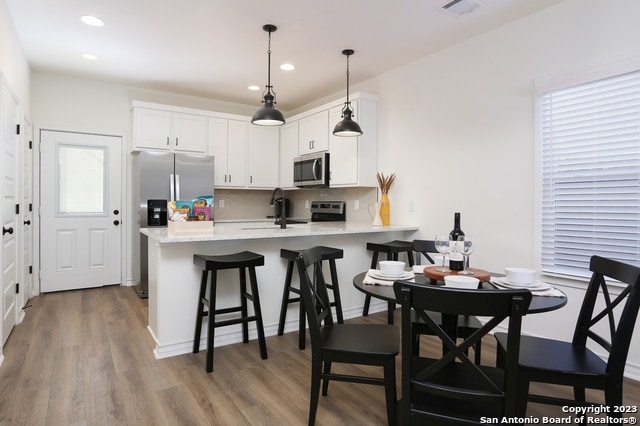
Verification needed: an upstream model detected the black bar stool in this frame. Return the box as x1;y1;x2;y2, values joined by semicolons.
193;251;268;373
277;246;344;349
363;240;415;323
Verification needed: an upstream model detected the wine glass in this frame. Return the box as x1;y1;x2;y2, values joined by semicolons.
458;236;475;275
434;234;451;272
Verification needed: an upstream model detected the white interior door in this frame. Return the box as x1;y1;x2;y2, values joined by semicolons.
40;131;122;293
2;79;19;345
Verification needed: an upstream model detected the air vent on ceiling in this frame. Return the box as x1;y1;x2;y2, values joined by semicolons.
440;0;485;17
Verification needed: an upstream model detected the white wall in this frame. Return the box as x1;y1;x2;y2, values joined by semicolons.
350;0;640;378
0;0;29;108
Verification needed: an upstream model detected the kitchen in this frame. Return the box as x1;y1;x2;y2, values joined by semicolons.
1;0;640;420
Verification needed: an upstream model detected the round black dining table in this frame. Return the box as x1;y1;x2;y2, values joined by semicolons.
353;271;568;324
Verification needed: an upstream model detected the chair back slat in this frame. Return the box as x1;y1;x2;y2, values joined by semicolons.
412;239;436;264
574;255;640;378
295;247;334;350
394;281;531;422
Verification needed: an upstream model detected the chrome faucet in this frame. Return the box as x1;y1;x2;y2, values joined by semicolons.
269;187;287;229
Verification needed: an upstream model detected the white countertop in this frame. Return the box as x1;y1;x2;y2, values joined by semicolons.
140;221;419;244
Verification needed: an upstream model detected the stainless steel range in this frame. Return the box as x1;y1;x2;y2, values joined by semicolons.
310;201;346;222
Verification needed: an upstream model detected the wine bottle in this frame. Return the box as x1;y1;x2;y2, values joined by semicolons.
449;212;465;271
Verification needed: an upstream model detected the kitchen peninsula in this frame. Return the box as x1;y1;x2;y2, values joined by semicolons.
141;221;418;359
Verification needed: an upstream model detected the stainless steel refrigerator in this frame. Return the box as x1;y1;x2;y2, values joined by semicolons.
133;151;214;298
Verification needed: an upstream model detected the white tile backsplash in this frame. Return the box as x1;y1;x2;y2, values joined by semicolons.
213;187;378;223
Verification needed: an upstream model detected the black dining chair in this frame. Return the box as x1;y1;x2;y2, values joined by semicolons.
411;239;484;363
394;280;532;424
296;247;399;426
495;255;640;415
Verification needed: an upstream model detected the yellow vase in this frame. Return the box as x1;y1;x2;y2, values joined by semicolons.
380;193;391;226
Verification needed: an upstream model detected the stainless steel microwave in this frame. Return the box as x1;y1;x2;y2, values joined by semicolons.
293;152;330;188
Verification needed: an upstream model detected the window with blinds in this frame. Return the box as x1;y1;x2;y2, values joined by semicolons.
540;70;640;278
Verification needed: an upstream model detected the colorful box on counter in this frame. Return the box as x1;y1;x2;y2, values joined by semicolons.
169;196;214;222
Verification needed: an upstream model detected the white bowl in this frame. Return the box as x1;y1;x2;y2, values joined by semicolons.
444;275;480;289
504;267;536;285
379;260;405;276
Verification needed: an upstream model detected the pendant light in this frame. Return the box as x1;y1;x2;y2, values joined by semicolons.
251;24;285;126
333;49;363;137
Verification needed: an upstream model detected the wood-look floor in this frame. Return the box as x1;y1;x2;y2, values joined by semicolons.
0;285;638;425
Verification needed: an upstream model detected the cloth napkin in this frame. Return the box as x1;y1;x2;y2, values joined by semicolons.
490;277;564;297
363;269;415;286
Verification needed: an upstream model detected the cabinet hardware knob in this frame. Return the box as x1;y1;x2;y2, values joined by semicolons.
24;220;31;225
3;227;13;235
113;220;120;226
113;209;119;215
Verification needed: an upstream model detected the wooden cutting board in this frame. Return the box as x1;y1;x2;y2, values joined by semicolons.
423;265;491;284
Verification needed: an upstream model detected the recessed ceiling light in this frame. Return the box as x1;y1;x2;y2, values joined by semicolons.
280;64;295;71
248;85;261;91
80;15;104;27
82;53;98;61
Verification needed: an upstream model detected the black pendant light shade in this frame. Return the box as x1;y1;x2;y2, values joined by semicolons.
252;24;285;126
333;49;363;137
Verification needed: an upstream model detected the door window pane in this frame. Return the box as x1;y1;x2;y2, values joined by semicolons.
58;145;106;214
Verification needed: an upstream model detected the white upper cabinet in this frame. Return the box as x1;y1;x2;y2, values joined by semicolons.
248;126;279;188
210;118;247;188
328;96;378;187
298;110;329;155
328;102;359;186
279;121;299;188
133;106;207;153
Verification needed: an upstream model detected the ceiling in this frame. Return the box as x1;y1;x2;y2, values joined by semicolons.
5;0;565;111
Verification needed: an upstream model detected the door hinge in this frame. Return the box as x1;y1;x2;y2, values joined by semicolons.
16;283;19;294
16;124;20;135
16;204;20;214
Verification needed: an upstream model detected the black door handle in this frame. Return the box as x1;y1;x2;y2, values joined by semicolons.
3;227;13;235
24;220;31;225
113;220;120;226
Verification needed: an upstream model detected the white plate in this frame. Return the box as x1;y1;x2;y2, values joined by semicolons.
367;270;415;280
492;277;551;291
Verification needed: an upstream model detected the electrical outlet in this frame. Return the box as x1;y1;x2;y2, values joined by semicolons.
219;199;224;208
305;200;310;209
354;200;360;210
409;200;415;212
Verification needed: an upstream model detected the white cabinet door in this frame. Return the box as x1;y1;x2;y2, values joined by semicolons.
328;102;359;186
133;107;207;153
133;108;172;150
210;118;248;188
298;110;329;155
209;118;229;187
248;126;279;188
172;113;207;153
226;120;248;188
279;121;298;188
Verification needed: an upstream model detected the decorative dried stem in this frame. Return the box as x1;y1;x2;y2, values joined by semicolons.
376;172;396;194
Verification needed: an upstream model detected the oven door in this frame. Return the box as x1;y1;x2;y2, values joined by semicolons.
293;152;329;188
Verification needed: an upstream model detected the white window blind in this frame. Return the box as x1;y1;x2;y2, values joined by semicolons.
541;70;640;278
